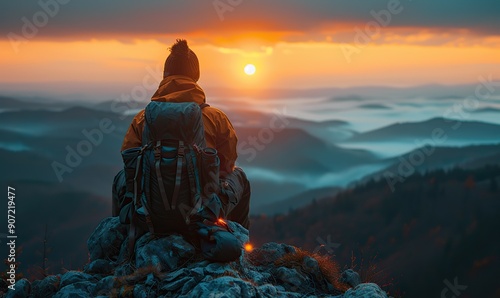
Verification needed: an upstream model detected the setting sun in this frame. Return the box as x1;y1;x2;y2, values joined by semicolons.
244;64;256;76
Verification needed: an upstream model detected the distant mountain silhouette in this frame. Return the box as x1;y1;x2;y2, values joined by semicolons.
325;84;475;102
227;109;355;142
250;142;500;213
0;107;126;199
91;99;148;113
0;106;130;126
347;117;500;142
0;95;71;110
330;95;366;102
252;186;340;215
362;143;500;184
235;127;375;205
236;127;376;174
471;107;500;113
357;103;391;110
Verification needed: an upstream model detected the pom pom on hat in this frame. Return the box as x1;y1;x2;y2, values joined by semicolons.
163;39;200;82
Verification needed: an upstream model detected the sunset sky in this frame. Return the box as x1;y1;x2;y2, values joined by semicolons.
1;0;499;100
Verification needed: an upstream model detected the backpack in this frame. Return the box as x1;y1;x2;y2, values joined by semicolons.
119;101;241;261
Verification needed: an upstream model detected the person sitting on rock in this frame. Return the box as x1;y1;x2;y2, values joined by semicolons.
116;39;250;230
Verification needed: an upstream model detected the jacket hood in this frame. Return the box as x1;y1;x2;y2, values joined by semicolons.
151;75;206;105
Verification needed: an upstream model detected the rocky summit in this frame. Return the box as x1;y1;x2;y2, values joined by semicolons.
4;217;389;297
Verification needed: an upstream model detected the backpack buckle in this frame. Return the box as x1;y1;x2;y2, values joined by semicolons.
139;142;152;154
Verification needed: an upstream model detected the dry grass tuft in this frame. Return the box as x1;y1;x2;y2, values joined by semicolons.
275;248;350;293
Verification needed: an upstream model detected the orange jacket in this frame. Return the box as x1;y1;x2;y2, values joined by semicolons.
121;75;238;175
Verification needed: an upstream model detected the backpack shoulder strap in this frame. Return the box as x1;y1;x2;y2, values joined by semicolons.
199;103;210;110
171;140;185;210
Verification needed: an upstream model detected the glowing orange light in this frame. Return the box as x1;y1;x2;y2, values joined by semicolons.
244;243;253;252
218;218;226;224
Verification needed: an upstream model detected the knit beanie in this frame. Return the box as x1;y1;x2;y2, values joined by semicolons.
163;39;200;82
